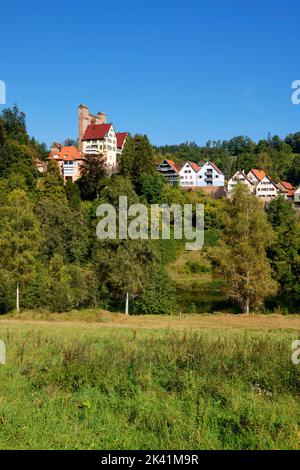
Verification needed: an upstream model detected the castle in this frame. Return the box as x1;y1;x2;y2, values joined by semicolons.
48;105;127;182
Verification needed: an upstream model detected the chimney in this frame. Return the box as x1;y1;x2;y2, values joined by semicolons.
97;112;107;124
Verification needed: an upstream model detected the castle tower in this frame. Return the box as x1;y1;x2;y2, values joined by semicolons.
78;104;107;152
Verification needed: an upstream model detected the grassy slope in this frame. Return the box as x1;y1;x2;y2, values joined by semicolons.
0;315;299;449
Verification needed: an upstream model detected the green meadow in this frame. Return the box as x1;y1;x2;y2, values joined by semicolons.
0;316;299;449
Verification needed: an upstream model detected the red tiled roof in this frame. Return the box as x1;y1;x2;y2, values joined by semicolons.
250;169;266;181
49;145;83;161
81;124;112;141
116;132;127;149
208;161;224;175
279;181;294;191
188;161;200;172
165;159;180;173
175;164;183;171
52;142;62;149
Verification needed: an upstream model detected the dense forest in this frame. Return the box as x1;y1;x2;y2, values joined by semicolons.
0;105;299;315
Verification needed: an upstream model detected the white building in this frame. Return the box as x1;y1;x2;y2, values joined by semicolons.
293;187;300;205
255;175;279;200
179;161;200;187
196;161;224;187
48;145;84;182
81;123;120;170
227;170;254;194
247;169;266;185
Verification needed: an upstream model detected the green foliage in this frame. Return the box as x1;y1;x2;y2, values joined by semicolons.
185;260;210;274
1;104;28;144
35;198;90;263
77;154;107;200
0;189;42;309
132;268;176;314
266;197;300;311
38;160;66;201
211;185;277;313
0;325;299;449
119;134;156;189
138;172;166;204
93;239;157;301
65;179;81;208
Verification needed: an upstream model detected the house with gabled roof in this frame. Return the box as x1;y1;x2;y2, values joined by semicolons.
48;145;84;182
277;181;295;200
157;159;182;186
294;186;300;206
247;168;266;185
255;174;279;200
179;161;200;187
227;170;254;194
196;161;224;187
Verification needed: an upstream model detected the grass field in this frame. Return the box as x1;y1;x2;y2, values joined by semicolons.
0;312;299;449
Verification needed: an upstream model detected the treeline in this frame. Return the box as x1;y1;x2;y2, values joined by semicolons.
155;134;300;185
0;105;299;314
0;107;183;314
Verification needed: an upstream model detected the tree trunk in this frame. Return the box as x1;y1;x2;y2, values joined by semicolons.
125;292;129;315
245;299;250;315
16;283;20;313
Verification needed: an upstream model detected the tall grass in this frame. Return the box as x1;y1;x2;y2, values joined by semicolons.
0;325;299;449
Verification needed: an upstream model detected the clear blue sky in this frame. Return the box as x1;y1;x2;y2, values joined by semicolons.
1;0;300;147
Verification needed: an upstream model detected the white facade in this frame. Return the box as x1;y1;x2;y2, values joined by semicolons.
197;161;224;187
179;162;199;187
82;124;118;169
294;187;300;204
256;175;279;200
227;171;254;194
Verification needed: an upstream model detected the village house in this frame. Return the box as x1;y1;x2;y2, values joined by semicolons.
179;161;200;187
227;170;254;194
277;181;295;201
157;159;181;186
158;159;225;190
49;144;84;182
196;161;225;187
227;168;294;203
247;168;266;185
255;174;279;200
294;187;300;206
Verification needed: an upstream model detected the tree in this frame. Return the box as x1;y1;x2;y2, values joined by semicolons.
0;189;42;311
98;174;139;206
137;172;166;204
38;159;66;201
118;134;136;178
286;155;300;186
211;185;277;314
119;134;156;189
77;154;107;200
285;132;300;154
266;197;300;311
65;179;81;208
35;197;90;263
93;239;156;312
132;267;176;314
1;104;28;144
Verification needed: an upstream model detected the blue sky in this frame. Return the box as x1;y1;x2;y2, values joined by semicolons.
1;0;300;147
